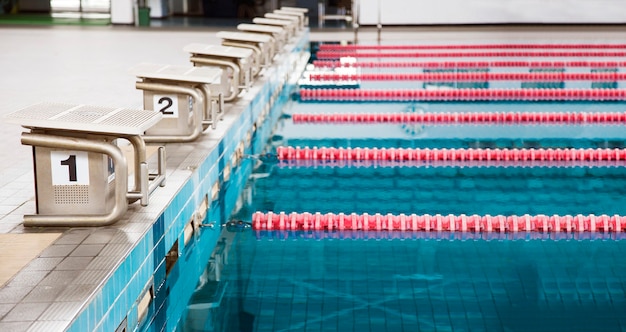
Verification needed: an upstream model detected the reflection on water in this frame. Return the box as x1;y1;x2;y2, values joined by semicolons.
182;236;230;332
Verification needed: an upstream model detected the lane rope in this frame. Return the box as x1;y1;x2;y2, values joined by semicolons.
253;211;626;232
299;88;626;101
312;60;626;68
276;146;626;162
308;72;626;82
318;44;626;51
316;51;626;59
291;111;626;124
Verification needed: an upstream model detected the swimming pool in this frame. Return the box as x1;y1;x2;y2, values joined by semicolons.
162;43;626;332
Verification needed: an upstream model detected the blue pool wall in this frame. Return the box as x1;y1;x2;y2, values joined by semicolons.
159;61;302;332
66;31;310;332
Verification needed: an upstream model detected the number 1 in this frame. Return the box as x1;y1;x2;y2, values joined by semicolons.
60;155;77;182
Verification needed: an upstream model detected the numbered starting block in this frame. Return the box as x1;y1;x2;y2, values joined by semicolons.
264;13;302;32
279;6;309;26
273;9;307;30
237;23;287;52
184;43;254;102
281;7;309;14
130;63;225;142
4;102;166;227
216;31;275;71
252;17;296;40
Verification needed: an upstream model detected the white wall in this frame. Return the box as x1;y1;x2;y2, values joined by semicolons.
148;0;169;18
358;0;626;25
111;0;134;24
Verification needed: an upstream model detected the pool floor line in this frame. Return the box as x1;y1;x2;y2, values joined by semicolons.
276;279;451;331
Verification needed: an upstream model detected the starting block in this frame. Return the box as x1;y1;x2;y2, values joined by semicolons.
264;13;301;32
273;9;307;30
237;23;287;52
4;102;166;227
184;43;255;102
216;31;276;71
130;63;225;142
252;17;296;40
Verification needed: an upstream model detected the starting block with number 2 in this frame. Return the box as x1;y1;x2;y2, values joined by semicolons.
130;63;225;142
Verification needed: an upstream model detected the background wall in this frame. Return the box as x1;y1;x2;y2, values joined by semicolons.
357;0;626;25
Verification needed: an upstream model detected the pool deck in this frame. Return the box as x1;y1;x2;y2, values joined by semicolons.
1;24;626;332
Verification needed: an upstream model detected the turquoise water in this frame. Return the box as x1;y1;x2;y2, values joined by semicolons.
170;104;626;332
178;230;626;332
167;58;626;331
251;165;626;217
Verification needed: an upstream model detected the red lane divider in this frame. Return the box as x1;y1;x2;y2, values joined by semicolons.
312;60;626;68
298;88;626;101
318;44;626;51
309;72;626;82
278;159;625;169
252;212;626;232
316;51;626;59
276;146;626;162
255;229;620;240
291;112;626;124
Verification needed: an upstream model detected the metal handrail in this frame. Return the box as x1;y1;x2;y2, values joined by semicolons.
189;56;244;102
21;132;129;227
136;81;205;143
123;134;166;205
199;84;222;130
221;41;264;75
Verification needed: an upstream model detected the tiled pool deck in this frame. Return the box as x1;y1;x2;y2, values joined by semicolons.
0;25;309;332
1;24;626;332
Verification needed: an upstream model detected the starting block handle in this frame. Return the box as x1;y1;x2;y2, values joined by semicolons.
189;56;242;102
21;132;129;227
199;85;224;131
221;41;264;74
136;81;205;143
123;134;166;206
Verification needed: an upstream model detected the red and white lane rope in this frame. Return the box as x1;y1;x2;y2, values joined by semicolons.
252;212;626;232
276;146;626;162
312;60;626;69
255;229;618;240
316;51;626;59
318;44;626;51
291;112;626;124
308;72;626;82
298;88;626;101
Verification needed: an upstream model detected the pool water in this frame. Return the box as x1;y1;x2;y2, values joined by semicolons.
170;52;626;331
251;165;626;217
180;229;626;332
171;104;626;332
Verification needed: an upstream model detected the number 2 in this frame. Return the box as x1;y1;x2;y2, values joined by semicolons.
157;97;174;115
153;94;179;118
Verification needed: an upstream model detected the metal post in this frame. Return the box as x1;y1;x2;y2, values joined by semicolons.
353;0;360;44
377;0;382;44
318;1;324;28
